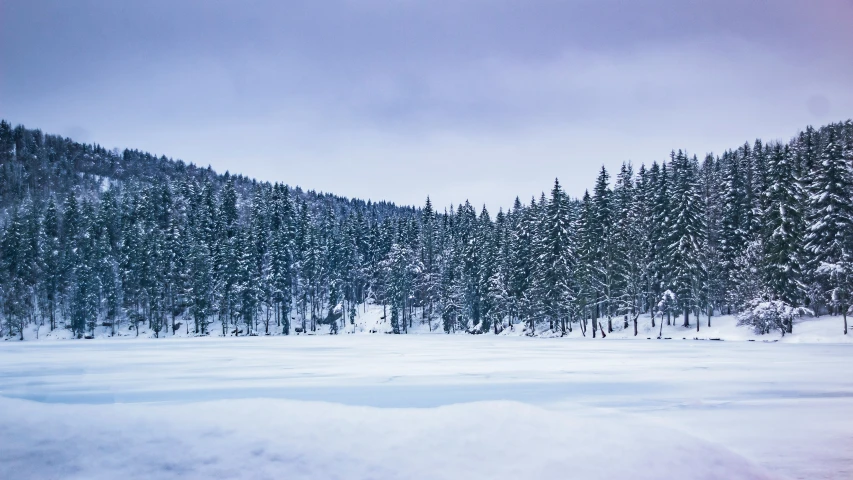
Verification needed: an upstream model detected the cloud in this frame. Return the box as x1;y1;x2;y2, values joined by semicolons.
2;0;852;210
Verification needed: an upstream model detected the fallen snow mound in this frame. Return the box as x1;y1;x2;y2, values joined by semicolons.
0;397;779;480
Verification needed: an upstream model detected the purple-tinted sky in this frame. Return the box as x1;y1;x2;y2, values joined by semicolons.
2;0;852;210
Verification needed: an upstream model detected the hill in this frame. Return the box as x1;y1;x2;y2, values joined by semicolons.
1;119;851;340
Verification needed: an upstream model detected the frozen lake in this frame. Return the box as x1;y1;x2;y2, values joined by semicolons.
1;336;851;479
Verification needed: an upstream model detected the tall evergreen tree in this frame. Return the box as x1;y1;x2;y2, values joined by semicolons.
761;144;806;312
804;127;853;333
540;179;575;335
668;152;704;327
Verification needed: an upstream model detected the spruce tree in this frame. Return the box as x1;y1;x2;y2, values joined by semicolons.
539;179;574;335
591;166;614;331
40;199;61;330
804;127;853;332
668;152;704;327
761;144;806;314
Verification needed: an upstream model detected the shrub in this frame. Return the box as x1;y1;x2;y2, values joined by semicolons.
737;299;810;335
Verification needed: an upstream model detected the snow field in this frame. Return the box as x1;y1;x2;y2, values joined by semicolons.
1;335;852;479
0;397;778;480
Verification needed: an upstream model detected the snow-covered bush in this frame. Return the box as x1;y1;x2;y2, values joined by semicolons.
737;300;809;335
656;290;676;320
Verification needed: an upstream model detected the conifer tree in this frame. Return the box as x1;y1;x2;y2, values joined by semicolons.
539;179;574;335
804;127;853;333
2;118;853;339
40;199;61;330
668;152;704;327
761;144;806;313
591;166;615;331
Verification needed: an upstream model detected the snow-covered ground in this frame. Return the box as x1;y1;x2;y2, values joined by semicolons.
13;302;853;344
1;335;851;479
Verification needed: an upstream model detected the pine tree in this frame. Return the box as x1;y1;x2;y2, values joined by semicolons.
575;191;598;336
70;201;101;337
650;162;672;312
475;205;496;333
508;198;533;330
419;197;438;330
720;151;750;311
761;144;806;315
538;180;574;335
591;166;615;332
804;127;853;333
699;155;725;327
489;208;511;333
382;242;415;334
3;208;31;339
612;163;643;329
668;152;704;328
40;199;61;330
637;163;657;318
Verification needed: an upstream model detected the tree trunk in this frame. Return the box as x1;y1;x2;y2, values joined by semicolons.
633;315;638;336
683;308;689;328
844;310;848;335
598;322;606;338
592;312;597;338
303;304;308;333
651;311;655;328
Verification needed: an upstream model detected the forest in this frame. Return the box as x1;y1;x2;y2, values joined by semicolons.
0;119;851;339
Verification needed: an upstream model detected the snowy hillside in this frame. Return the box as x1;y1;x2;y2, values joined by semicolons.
3;121;853;350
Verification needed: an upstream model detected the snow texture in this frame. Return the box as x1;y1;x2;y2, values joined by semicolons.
13;302;853;343
2;335;852;479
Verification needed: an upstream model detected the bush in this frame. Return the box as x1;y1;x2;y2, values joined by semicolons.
737;300;809;335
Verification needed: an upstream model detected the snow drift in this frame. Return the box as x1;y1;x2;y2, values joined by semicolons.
0;397;780;480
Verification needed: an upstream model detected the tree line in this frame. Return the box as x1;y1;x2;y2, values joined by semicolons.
0;119;851;339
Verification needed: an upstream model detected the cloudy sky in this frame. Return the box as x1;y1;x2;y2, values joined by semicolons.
2;0;852;210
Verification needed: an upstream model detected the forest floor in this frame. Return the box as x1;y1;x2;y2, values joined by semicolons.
9;302;853;343
1;333;851;479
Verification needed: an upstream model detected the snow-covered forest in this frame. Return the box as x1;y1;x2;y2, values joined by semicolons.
1;119;852;340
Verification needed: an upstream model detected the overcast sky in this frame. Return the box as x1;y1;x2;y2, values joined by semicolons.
2;0;852;210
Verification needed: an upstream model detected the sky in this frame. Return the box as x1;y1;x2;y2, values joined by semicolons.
1;0;852;211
